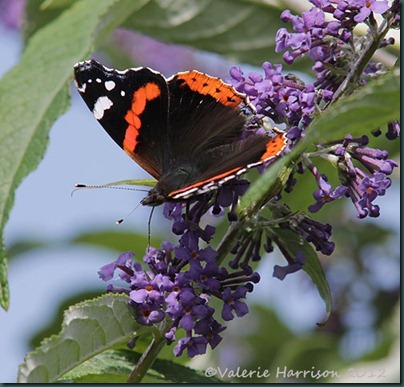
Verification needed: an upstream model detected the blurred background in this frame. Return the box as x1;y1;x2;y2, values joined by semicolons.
0;0;400;383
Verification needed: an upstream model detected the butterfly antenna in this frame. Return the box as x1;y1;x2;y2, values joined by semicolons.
116;202;143;225
72;183;148;197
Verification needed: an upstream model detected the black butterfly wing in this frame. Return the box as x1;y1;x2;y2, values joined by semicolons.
74;60;169;179
167;71;250;158
160;71;286;198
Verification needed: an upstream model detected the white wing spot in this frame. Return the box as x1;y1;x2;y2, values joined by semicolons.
105;80;115;91
77;83;86;93
121;90;126;96
88;79;92;83
96;78;102;83
93;96;113;119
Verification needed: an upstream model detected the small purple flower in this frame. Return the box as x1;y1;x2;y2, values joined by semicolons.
273;251;305;280
131;302;165;326
173;336;208;358
333;137;398;218
129;273;165;304
356;172;392;217
163;202;187;235
213;179;250;221
174;243;218;268
306;163;348;213
386;120;400;140
308;182;348;213
221;286;249;321
294;216;335;256
352;0;389;22
187;261;221;291
164;326;177;343
194;318;225;349
98;251;135;282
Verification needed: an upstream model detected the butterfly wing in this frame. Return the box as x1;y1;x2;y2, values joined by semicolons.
74;63;287;204
160;71;287;198
167;71;250;157
74;60;169;179
168;132;288;199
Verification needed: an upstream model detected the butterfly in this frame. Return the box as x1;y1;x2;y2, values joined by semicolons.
73;59;287;206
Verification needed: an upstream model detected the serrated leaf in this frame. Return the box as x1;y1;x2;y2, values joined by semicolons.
60;349;133;383
60;349;223;383
271;228;332;324
0;0;146;310
17;294;144;383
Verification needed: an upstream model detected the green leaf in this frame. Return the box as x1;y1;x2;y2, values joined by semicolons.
121;0;287;67
60;349;223;383
72;229;162;259
239;160;295;214
22;0;72;43
0;0;146;310
74;178;157;189
24;0;314;72
272;228;332;324
6;239;47;259
105;178;157;187
305;69;400;144
268;334;340;383
17;294;144;383
59;350;133;383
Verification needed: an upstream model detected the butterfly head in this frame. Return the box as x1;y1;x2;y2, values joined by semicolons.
141;187;166;207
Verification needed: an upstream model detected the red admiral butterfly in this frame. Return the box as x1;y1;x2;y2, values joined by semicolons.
73;60;287;206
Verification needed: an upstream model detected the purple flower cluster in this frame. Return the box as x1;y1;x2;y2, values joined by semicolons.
229;0;399;220
305;135;398;218
229;0;400;137
229;63;331;143
99;183;260;358
307;164;348;213
275;0;393;91
335;136;397;218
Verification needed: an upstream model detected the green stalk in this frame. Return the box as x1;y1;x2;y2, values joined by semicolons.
332;17;391;103
126;334;166;383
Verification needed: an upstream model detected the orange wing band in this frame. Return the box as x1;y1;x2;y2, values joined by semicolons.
123;83;161;153
260;133;288;160
176;71;245;109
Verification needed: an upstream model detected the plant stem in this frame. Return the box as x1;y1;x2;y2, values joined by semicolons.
216;221;243;266
332;17;391;103
126;333;166;383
